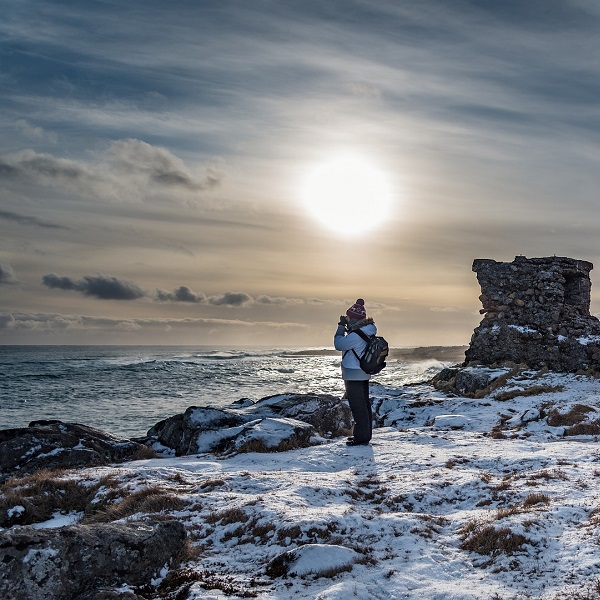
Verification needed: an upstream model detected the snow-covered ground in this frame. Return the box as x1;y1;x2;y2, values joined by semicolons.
20;368;600;599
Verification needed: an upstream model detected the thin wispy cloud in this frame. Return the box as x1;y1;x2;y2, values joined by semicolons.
0;312;307;333
0;209;69;230
255;295;304;306
14;119;57;143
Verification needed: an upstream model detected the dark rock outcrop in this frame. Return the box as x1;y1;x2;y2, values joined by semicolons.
0;421;155;483
145;393;352;456
248;393;351;437
465;256;600;371
431;366;508;397
0;520;186;600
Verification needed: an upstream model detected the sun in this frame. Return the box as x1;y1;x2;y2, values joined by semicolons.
300;154;393;236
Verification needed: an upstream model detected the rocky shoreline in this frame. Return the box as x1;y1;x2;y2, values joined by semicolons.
0;391;353;599
5;363;600;598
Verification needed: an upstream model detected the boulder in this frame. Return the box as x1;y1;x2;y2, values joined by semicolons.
0;520;186;600
266;543;360;578
431;367;508;396
221;417;316;454
145;407;247;455
0;421;154;483
145;393;351;456
248;393;352;437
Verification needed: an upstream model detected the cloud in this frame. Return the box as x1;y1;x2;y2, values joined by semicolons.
0;314;15;328
107;139;222;191
255;295;304;306
14;119;58;143
0;312;307;332
0;209;69;230
208;292;254;307
430;306;459;313
0;150;103;198
42;273;147;300
0;264;17;284
156;290;305;306
0;139;223;204
156;285;205;303
343;81;381;99
306;298;346;306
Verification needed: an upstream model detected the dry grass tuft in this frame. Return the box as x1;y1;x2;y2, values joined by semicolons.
198;478;227;492
522;492;551;508
0;469;190;528
550;579;600;599
87;486;189;523
564;421;600;436
494;384;564;402
277;525;302;544
0;470;118;527
205;507;249;526
546;404;595;427
472;370;521;399
459;521;530;557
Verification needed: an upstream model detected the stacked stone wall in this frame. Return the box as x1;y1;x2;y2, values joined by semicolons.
465;256;600;371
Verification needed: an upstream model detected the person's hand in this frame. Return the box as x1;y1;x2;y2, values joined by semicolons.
338;315;348;326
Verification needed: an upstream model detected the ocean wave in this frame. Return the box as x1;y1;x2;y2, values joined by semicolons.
1;345;452;438
280;349;338;357
195;351;252;360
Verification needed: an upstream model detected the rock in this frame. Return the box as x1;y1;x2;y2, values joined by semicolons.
266;543;360;578
454;368;504;395
85;590;145;600
432;414;471;430
144;393;351;456
225;417;316;454
0;421;155;483
248;393;352;437
507;408;541;426
0;520;186;600
431;366;508;396
466;256;600;372
146;407;247;455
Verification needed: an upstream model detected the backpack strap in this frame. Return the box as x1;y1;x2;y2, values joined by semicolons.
353;329;371;344
350;329;372;361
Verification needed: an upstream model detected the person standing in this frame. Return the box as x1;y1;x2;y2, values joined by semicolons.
334;298;377;446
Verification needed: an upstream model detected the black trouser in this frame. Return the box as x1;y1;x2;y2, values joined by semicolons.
344;380;372;443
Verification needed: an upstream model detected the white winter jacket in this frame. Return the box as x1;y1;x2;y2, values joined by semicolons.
334;318;377;381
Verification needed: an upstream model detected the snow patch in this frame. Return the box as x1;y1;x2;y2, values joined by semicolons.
508;324;538;334
432;414;471;430
6;505;25;521
31;511;81;529
279;544;360;577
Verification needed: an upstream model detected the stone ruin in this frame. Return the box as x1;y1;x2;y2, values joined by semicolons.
465;255;600;372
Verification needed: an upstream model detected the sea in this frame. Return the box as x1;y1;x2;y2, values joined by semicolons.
0;346;451;439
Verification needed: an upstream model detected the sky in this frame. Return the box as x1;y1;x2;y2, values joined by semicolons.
2;0;600;347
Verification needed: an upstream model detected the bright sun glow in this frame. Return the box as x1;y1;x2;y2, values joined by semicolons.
300;154;393;236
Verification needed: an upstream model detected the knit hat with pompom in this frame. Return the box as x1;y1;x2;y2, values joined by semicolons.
346;298;367;321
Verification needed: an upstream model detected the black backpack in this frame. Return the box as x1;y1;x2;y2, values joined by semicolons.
352;329;389;375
